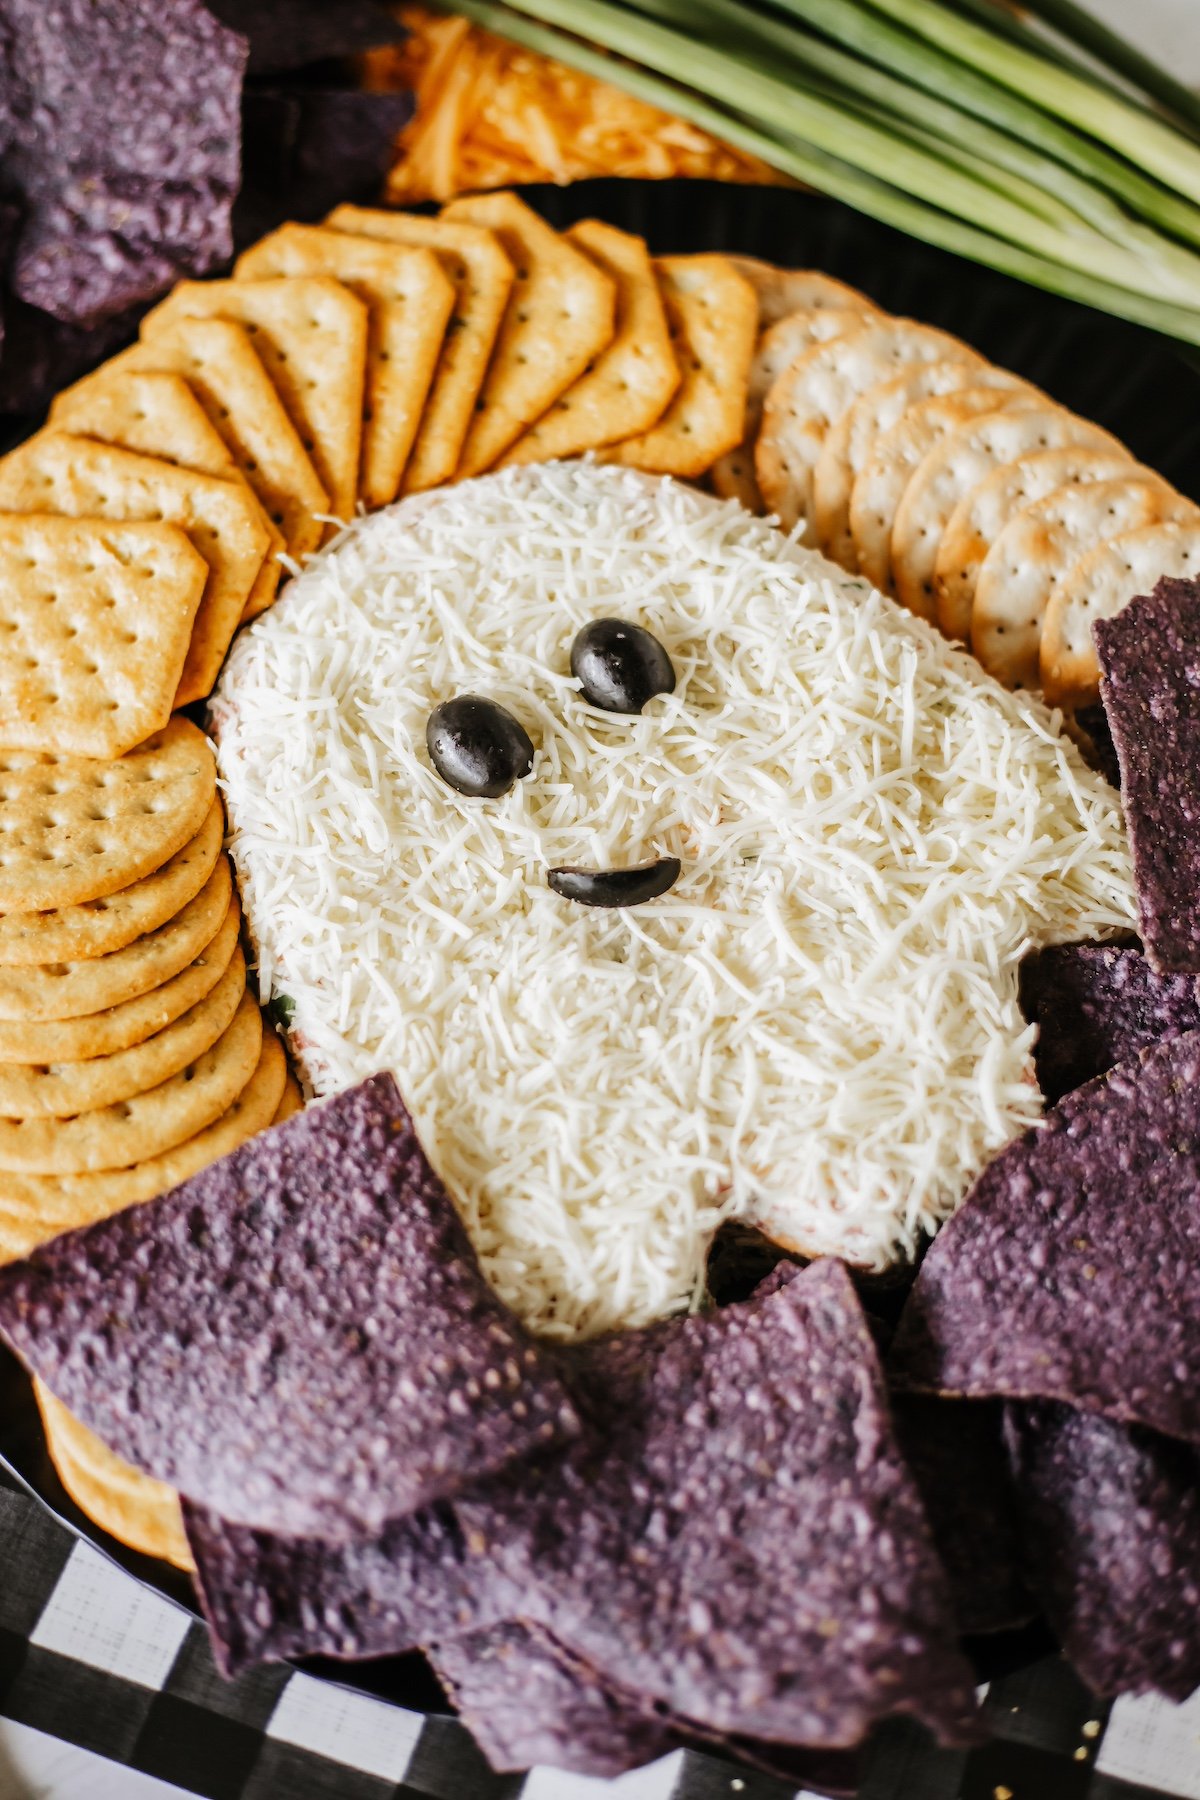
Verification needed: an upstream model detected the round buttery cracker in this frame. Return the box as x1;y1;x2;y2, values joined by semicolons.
973;477;1196;689
726;260;881;329
0;798;224;967
34;1382;193;1570
0;946;246;1118
0;716;215;913
711;307;875;510
0;895;240;1065
849;389;1039;602
1041;521;1200;704
0;1029;285;1262
940;446;1137;655
0;857;232;1023
755;321;982;536
272;1069;304;1124
0;985;262;1174
818;364;1032;573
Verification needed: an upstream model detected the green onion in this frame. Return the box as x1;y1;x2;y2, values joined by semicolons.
440;0;1200;345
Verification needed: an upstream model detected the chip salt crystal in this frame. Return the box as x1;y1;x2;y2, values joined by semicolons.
211;462;1135;1337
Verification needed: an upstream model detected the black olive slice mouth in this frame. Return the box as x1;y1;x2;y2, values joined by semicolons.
547;857;682;908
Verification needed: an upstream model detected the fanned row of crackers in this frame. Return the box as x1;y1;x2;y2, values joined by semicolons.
0;194;758;765
732;261;1200;703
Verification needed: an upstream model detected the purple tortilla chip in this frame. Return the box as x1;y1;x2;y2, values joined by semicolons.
889;1030;1200;1447
206;0;406;74
891;1396;1034;1637
456;1261;979;1749
0;0;244;325
426;1621;682;1778
1096;575;1200;974
235;86;412;246
1073;701;1121;789
1004;1401;1200;1702
0;1073;579;1540
1018;941;1200;1103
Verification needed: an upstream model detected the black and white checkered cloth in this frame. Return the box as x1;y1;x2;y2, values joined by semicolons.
3;1466;1199;1800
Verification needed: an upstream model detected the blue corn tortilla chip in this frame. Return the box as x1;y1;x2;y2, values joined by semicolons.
1095;575;1200;974
206;0;405;73
891;1396;1034;1637
889;1030;1200;1447
0;1074;579;1540
1018;941;1200;1103
234;86;413;247
455;1261;979;1749
1073;701;1121;789
0;0;245;326
1004;1401;1200;1702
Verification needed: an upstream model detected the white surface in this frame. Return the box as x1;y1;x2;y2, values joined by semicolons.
265;1672;423;1783
1098;1690;1200;1800
1080;0;1200;82
27;1543;189;1691
0;1722;194;1800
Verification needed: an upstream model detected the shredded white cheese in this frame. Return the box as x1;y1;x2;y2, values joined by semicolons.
211;463;1135;1340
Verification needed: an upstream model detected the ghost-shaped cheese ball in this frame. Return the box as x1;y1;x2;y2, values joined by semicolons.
211;464;1134;1341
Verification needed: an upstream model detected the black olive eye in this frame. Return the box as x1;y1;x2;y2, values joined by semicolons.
570;618;676;715
426;695;535;798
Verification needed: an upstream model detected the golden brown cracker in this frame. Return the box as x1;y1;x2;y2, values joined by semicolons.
0;1028;284;1262
143;276;369;532
0;717;215;914
0;897;240;1065
0;434;270;705
35;1383;194;1571
0;945;246;1117
325;205;515;493
0;858;232;1024
0;515;207;760
441;191;617;475
272;1068;304;1124
0;798;223;968
605;254;757;480
500;220;678;466
236;224;454;508
0;983;262;1174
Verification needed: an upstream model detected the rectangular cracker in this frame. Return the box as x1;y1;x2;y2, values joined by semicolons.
440;191;616;477
324;205;515;494
142;277;369;534
0;516;207;760
605;255;757;479
80;321;329;566
0;434;270;705
49;366;283;622
500;220;679;467
235;225;455;508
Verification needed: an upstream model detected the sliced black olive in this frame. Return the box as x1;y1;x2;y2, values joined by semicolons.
570;618;676;714
426;695;534;798
548;857;681;908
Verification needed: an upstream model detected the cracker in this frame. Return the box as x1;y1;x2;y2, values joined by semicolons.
0;515;207;760
272;1069;303;1124
235;223;455;508
0;1028;284;1263
817;366;1031;572
725;258;880;328
89;320;329;564
0;434;271;705
605;255;756;479
500;220;678;466
441;192;617;476
850;389;1039;605
973;476;1194;688
1043;522;1200;704
0;895;240;1066
0;858;232;1024
941;445;1137;656
143;276;369;531
0;984;262;1174
325;205;515;493
711;306;874;511
0;716;215;914
755;322;982;536
0;943;245;1117
889;405;1125;633
0;798;223;968
35;1381;194;1571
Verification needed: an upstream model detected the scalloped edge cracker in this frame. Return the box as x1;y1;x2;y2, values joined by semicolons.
605;254;756;479
1042;522;1200;704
